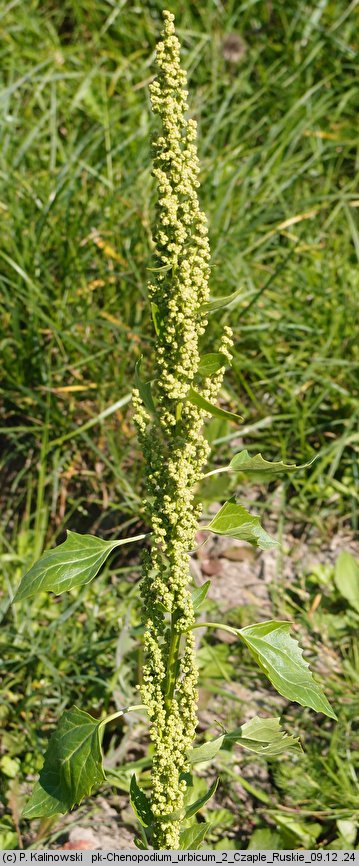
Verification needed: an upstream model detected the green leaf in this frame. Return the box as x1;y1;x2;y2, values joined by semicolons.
203;498;278;550
134;837;148;850
0;818;18;851
271;812;321;846
22;707;105;818
197;353;227;378
192;580;211;611
185;778;218;818
188;388;243;424
134;358;156;413
229;449;313;474
151;302;161;336
238;621;337;719
247;828;283;850
179;823;210;850
214;838;237;850
227;716;301;756
336;818;358;846
190;736;225;765
334;551;359;613
15;530;146;600
180;771;193;789
201;287;248;313
129;775;154;828
146;263;172;273
190;717;300;763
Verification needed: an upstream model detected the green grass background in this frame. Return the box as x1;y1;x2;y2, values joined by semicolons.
0;0;358;850
1;0;359;532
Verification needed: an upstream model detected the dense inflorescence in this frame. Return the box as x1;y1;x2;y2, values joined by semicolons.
133;10;232;849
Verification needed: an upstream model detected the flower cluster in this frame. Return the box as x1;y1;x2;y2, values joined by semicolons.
133;10;232;849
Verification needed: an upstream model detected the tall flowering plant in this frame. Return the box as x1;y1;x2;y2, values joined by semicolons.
132;11;233;847
15;10;335;851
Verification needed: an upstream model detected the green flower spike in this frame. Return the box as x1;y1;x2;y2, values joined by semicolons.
133;10;232;849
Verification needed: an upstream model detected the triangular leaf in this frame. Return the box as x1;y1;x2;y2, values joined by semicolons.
185;778;218;819
226;716;301;756
15;530;146;600
22;707;105;818
334;551;359;613
190;717;300;763
201;287;249;313
188;388;243;424
197;353;227;378
179;822;210;850
196;619;336;719
229;450;313;474
203;498;278;550
134;358;156;413
130;775;154;828
190;736;225;765
238;621;337;719
192;581;211;611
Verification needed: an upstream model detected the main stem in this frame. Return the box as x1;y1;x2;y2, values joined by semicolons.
133;11;232;849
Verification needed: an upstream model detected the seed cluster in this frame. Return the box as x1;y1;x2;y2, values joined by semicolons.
133;11;232;849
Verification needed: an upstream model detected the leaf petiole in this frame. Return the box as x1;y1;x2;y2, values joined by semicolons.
99;704;147;729
191;620;240;637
